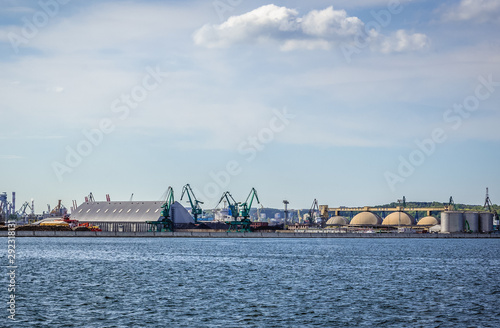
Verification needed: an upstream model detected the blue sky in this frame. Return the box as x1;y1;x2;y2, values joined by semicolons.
1;0;499;212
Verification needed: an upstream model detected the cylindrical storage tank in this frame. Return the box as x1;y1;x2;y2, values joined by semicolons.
441;211;464;233
463;212;479;232
479;212;493;233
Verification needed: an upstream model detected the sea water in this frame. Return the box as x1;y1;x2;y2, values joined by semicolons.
2;237;500;327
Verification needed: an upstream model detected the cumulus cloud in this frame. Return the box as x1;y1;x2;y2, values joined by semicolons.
301;7;363;37
373;30;429;54
443;0;500;23
193;5;300;48
194;4;429;54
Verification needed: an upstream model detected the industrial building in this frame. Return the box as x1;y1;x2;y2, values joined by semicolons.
441;211;494;233
322;209;495;234
70;201;195;232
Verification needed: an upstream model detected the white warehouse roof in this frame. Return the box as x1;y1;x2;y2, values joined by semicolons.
71;201;194;224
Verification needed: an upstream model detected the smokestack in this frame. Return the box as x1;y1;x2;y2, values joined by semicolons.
12;192;15;215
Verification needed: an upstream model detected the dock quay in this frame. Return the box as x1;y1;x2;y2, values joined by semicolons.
1;231;499;238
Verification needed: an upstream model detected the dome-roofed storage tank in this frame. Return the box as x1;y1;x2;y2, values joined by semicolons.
350;212;382;226
382;211;415;226
417;216;439;226
479;212;493;233
326;216;347;226
441;211;464;233
463;212;479;232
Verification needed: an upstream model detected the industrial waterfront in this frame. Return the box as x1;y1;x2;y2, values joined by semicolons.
1;186;499;236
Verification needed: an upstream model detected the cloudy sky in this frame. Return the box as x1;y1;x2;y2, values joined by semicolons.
1;0;499;212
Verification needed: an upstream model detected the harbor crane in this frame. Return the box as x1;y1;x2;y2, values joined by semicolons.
216;191;250;232
239;188;260;219
484;188;499;230
146;186;174;232
309;199;320;226
17;201;32;217
180;184;203;223
216;191;239;221
237;188;260;231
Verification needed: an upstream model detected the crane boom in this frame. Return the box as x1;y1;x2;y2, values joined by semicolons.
216;191;239;220
239;188;260;219
160;187;174;219
308;199;319;225
147;186;174;232
180;184;204;223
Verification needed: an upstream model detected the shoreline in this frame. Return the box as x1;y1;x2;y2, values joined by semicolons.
1;231;500;238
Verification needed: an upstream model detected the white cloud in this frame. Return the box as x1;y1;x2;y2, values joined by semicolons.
193;4;300;48
0;155;23;160
301;7;362;37
280;39;331;51
194;5;429;55
443;0;500;23
373;30;429;54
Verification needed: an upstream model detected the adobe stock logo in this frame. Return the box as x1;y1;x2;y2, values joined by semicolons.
52;66;168;182
8;0;71;54
192;107;295;201
340;0;403;63
384;74;499;192
212;0;243;22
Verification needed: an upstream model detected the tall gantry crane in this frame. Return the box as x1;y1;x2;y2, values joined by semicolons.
216;191;239;222
484;187;499;230
17;201;32;217
216;190;256;232
147;186;175;232
239;188;260;219
237;188;260;231
0;192;8;222
309;199;320;226
180;184;203;223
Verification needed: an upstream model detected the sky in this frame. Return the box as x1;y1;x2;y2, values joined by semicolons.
0;0;499;212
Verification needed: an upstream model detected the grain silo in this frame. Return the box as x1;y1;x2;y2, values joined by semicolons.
463;212;479;232
479;212;493;233
441;211;464;233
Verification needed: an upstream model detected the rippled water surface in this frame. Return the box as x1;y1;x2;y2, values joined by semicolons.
2;237;500;327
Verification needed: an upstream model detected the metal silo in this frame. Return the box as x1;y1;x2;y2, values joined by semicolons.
441;211;464;233
479;212;493;233
441;212;451;233
463;212;479;232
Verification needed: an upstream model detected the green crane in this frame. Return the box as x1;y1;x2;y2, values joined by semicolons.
147;186;174;232
216;191;250;232
239;188;260;219
180;184;203;223
237;188;260;232
216;191;239;221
